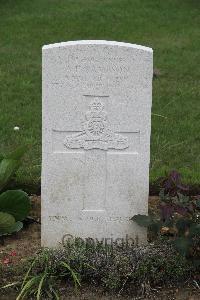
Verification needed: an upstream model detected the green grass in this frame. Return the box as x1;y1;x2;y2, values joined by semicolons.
0;0;200;189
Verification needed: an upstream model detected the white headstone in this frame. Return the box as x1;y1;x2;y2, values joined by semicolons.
42;40;153;247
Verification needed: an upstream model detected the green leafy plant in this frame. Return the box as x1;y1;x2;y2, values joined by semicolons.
132;171;200;258
0;146;30;236
1;242;195;297
0;145;27;191
16;250;81;300
0;190;30;236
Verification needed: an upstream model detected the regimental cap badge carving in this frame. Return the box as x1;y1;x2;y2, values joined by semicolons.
64;100;129;150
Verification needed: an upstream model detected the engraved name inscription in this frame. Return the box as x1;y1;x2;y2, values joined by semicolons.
64;100;129;150
49;215;132;224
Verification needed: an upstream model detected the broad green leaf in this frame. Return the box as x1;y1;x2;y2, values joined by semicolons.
8;221;23;233
0;190;30;221
0;159;20;191
1;221;23;236
0;212;15;235
131;214;154;227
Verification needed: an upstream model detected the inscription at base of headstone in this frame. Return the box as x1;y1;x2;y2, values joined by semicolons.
42;40;153;247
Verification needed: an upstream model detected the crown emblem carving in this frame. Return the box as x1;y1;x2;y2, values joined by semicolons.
64;100;129;150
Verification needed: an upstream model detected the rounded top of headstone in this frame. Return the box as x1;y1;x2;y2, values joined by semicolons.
42;40;153;53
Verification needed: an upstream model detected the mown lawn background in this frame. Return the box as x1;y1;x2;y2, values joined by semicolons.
0;0;200;191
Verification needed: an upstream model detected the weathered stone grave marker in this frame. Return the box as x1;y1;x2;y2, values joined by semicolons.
42;40;153;247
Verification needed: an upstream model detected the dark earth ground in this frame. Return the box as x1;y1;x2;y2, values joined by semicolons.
0;196;199;300
0;286;199;300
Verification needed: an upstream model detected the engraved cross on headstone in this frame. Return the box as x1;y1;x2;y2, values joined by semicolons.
61;96;140;212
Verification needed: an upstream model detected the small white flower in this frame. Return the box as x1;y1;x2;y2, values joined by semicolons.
14;126;20;131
